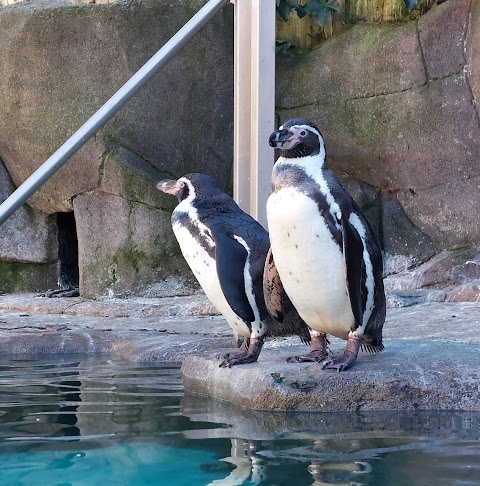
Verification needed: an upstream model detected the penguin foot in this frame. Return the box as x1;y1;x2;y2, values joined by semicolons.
36;288;80;298
286;349;330;363
219;337;263;368
46;288;80;298
321;334;361;372
286;332;330;363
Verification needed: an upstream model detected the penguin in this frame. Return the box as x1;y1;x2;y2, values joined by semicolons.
265;118;386;371
157;173;311;367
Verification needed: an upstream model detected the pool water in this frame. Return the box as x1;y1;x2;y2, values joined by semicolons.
0;356;479;486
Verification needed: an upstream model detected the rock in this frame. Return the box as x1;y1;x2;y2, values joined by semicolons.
0;159;59;292
75;145;188;297
277;1;480;253
385;249;480;293
74;189;187;298
1;293;480;411
466;0;480;108
446;282;480;303
0;0;233;296
276;21;425;108
0;159;58;263
181;340;480;411
382;195;436;267
0;0;234;214
418;0;470;79
398;174;480;250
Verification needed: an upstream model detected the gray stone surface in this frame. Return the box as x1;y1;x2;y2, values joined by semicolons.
385;249;480;293
276;0;480;252
0;160;58;263
0;293;479;411
466;0;480;109
381;195;436;267
1;0;479;300
418;0;470;79
182;341;480;412
0;0;234;214
0;0;233;296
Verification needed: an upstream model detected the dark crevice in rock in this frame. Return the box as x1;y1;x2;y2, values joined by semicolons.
275;100;321;112
47;211;80;297
464;0;480;128
416;19;430;86
278;70;463;110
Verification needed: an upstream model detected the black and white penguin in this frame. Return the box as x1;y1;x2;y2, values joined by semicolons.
157;173;311;367
265;118;386;371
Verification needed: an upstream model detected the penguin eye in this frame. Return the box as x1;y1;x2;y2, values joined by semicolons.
299;130;307;137
178;181;189;199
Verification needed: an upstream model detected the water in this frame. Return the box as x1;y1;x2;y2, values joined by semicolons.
0;356;479;486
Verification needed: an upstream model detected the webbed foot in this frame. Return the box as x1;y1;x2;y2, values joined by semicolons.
219;337;263;368
286;331;330;363
287;349;330;363
321;334;361;372
36;284;79;298
46;288;80;298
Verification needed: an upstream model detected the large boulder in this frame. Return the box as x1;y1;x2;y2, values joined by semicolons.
0;0;234;296
0;159;58;292
74;145;190;297
277;0;479;260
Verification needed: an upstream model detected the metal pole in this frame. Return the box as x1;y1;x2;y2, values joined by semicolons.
232;0;275;229
0;0;230;226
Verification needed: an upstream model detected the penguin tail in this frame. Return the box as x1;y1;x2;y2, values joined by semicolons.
360;338;384;354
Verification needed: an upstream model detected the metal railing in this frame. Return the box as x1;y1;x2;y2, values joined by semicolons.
0;0;231;226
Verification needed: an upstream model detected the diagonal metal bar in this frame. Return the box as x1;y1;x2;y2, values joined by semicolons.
0;0;230;226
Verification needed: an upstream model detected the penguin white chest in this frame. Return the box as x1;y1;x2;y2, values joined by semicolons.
172;220;251;337
267;187;354;339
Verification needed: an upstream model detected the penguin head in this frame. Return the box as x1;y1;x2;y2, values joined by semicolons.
269;118;325;159
157;173;222;203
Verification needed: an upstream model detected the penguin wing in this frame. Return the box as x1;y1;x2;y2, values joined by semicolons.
263;247;284;322
341;217;365;329
209;224;255;323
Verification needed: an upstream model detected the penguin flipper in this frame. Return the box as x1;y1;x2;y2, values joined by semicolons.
263;247;284;322
341;218;364;329
210;226;255;323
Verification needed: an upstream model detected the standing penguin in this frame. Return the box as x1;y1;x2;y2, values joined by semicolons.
265;119;386;371
157;173;310;367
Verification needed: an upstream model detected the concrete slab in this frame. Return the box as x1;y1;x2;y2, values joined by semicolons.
181;341;480;412
182;301;480;412
0;292;231;361
0;293;479;411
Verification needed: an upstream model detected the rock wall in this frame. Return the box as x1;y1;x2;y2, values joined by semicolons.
0;0;234;297
0;159;59;292
276;0;480;271
1;0;478;300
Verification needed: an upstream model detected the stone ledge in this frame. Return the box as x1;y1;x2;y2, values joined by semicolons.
181;341;480;412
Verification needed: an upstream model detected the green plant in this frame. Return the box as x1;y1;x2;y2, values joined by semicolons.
276;0;341;28
403;0;419;11
277;0;422;26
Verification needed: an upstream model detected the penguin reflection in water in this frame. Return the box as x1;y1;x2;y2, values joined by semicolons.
157;173;311;367
266;118;386;371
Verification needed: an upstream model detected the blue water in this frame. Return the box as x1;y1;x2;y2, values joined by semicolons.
0;356;479;486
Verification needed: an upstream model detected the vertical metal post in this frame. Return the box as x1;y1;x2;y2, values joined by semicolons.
232;0;276;229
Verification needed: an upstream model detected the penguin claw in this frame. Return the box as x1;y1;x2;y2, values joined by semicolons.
286;350;330;363
219;352;258;368
218;337;263;367
321;353;357;372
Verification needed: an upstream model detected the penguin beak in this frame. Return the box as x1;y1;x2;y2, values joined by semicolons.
157;179;179;195
269;128;293;148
